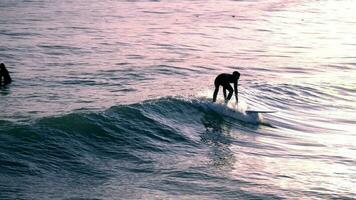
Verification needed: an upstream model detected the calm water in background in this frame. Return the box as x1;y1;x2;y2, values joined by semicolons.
1;0;356;199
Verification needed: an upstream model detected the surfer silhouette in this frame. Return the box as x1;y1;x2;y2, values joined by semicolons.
0;63;12;86
213;71;240;103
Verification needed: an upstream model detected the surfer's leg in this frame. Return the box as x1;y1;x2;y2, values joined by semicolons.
213;86;219;102
223;88;227;100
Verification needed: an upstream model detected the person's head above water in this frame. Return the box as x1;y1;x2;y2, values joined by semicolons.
233;71;240;79
0;63;5;71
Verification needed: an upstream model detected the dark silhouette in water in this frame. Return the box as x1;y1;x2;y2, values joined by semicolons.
0;63;12;86
213;71;240;103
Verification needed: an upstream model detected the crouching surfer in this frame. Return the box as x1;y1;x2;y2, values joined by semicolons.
212;71;240;104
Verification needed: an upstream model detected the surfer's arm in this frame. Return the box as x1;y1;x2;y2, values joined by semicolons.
234;81;238;103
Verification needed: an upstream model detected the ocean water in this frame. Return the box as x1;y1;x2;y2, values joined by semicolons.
1;0;356;199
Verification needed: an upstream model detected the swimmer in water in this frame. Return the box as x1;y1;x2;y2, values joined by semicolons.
0;63;12;86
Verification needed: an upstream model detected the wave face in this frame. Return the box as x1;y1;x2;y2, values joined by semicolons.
1;97;355;199
0;97;268;199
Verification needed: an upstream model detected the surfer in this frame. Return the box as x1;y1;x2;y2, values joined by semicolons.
0;63;12;86
213;71;240;103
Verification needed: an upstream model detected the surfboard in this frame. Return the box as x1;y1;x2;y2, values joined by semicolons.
246;110;276;113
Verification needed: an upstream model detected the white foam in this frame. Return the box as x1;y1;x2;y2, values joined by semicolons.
199;99;263;124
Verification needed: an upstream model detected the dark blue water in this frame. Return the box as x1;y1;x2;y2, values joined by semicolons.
1;0;356;199
0;98;270;199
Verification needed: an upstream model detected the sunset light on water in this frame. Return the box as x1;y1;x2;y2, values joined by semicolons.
1;0;355;199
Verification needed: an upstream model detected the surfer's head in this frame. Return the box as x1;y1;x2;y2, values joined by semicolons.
233;71;240;79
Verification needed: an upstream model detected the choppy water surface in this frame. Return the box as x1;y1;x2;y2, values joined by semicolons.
1;0;356;199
